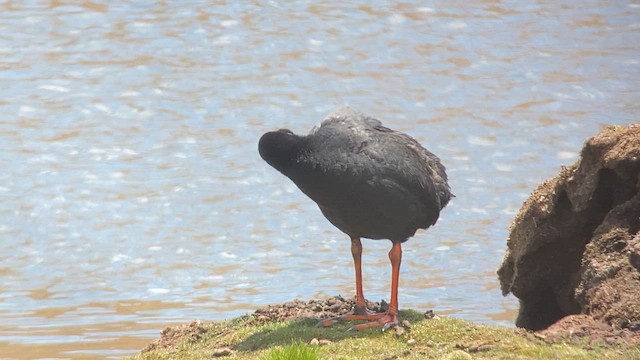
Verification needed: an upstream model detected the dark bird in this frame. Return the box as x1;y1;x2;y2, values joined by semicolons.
258;107;452;331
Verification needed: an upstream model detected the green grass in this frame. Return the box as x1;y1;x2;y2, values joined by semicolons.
265;342;320;360
130;310;640;360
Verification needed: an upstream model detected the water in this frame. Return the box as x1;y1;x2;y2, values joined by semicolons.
1;1;638;358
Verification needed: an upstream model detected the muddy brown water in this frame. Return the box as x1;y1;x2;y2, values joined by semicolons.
1;1;638;359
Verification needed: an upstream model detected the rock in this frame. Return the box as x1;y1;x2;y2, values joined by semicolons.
309;338;319;346
318;339;332;346
401;320;412;330
407;338;416;345
423;310;435;319
498;125;640;332
395;326;405;337
380;299;390;312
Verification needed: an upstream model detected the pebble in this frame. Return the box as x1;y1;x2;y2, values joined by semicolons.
309;338;332;346
407;338;416;345
424;310;435;319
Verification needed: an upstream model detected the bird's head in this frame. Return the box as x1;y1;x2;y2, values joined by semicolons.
258;129;304;173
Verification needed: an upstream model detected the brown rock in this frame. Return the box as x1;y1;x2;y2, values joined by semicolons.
498;125;640;334
423;310;435;319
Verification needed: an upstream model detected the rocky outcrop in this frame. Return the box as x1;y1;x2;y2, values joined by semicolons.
498;125;640;332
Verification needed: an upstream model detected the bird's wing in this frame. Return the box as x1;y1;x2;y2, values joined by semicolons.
309;113;443;192
297;113;451;230
360;125;451;225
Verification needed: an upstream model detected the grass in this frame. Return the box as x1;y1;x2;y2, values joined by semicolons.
265;342;320;360
130;310;640;360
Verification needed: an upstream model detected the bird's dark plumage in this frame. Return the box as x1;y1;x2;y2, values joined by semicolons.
259;107;452;242
259;107;452;331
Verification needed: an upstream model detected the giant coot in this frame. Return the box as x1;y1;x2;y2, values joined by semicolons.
258;107;452;330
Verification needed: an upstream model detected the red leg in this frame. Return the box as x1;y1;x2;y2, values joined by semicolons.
351;237;368;312
318;237;372;327
347;241;401;331
319;241;402;331
388;241;402;317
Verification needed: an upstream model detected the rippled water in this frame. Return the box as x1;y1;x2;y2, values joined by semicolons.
1;1;638;358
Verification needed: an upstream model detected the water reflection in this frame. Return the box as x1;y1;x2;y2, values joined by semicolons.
1;0;639;358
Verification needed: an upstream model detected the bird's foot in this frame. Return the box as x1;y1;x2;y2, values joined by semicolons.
317;303;376;327
347;312;398;332
318;310;398;332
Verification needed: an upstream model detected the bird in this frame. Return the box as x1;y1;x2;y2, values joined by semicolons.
258;107;452;331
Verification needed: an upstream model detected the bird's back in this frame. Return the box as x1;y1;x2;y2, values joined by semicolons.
285;108;452;242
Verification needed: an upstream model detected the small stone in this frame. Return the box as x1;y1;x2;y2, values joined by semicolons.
401;320;412;329
318;339;332;346
424;310;435;319
407;338;416;345
211;347;235;357
533;332;546;340
395;326;405;337
309;338;319;346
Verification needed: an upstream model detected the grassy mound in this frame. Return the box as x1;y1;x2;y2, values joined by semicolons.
131;308;640;360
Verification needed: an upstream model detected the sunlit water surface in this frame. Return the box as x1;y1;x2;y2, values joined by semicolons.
1;1;639;358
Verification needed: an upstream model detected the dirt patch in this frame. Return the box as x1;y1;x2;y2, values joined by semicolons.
498;125;640;342
142;320;207;353
537;314;640;346
250;295;387;323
